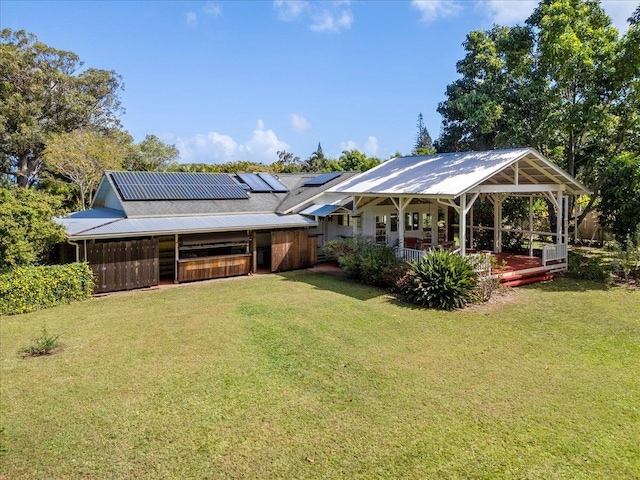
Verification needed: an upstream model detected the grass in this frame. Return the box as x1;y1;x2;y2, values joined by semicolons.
1;271;639;479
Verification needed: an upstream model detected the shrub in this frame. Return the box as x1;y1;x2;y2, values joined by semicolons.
324;236;404;287
611;233;640;284
0;263;94;315
20;324;60;357
396;249;478;310
567;250;612;283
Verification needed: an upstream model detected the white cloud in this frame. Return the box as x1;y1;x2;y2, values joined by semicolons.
411;0;461;22
310;9;353;33
185;11;197;26
477;0;537;25
174;120;289;164
290;114;311;132
274;0;353;33
477;0;636;30
338;136;379;157
202;2;223;18
364;136;379;157
245;120;290;159
273;0;309;22
339;140;358;152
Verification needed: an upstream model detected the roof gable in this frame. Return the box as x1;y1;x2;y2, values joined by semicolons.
329;148;589;197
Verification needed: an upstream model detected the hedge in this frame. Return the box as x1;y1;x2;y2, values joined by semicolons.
0;263;94;315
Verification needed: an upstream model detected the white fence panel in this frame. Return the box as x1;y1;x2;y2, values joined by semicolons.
395;247;424;264
542;244;568;265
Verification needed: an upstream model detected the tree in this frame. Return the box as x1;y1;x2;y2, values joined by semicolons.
43;129;126;210
0;29;123;187
435;0;637;227
0;187;66;268
599;152;640;242
338;149;381;171
124;135;179;171
413;113;434;155
273;150;301;173
302;143;329;172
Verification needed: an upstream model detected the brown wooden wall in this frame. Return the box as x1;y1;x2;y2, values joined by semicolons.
86;239;159;294
270;230;317;272
178;254;251;282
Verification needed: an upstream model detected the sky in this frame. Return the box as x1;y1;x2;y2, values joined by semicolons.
2;0;637;164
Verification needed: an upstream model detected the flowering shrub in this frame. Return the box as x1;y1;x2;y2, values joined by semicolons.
0;263;94;315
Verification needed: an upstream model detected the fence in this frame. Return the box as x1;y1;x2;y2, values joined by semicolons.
542;243;568;266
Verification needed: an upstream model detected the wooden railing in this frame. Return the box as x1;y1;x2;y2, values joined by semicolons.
542;243;568;266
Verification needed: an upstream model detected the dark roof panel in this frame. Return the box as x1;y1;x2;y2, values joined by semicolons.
110;172;249;201
257;173;289;192
303;172;342;187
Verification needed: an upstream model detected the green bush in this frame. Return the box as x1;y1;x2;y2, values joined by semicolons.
0;263;94;315
567;250;612;283
324;236;404;287
396;249;478;310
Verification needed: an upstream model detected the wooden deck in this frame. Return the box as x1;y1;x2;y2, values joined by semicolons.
492;253;565;287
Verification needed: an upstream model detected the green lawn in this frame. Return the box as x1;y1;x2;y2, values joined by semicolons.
1;272;639;479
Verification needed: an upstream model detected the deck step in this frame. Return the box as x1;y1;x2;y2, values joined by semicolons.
501;274;554;287
499;270;549;282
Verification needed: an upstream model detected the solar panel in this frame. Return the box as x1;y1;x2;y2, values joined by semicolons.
236;173;272;192
303;172;341;187
235;173;289;193
257;173;288;192
110;172;249;201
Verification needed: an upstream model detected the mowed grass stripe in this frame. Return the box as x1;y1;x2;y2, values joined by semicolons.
1;272;639;479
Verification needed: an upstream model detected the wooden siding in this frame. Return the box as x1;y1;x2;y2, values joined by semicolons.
158;235;175;278
271;230;317;272
87;239;159;294
177;254;251;282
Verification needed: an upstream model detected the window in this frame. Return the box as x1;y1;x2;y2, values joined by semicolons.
375;215;387;244
404;212;421;231
390;214;398;232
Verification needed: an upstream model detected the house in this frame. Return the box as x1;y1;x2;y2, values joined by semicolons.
57;147;589;293
326;147;589;284
57;171;355;293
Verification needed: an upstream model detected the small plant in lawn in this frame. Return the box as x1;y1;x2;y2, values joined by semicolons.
20;324;60;357
611;233;640;285
396;249;477;310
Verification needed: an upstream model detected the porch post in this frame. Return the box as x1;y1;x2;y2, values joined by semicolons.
556;190;563;245
459;194;467;255
564;195;569;246
469;204;474;249
493;195;502;253
529;195;534;257
398;198;405;249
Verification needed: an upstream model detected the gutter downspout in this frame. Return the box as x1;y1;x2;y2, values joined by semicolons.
68;241;81;263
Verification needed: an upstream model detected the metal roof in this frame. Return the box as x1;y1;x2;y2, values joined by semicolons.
59;212;316;240
56;208;126;236
300;204;343;217
328;148;589;197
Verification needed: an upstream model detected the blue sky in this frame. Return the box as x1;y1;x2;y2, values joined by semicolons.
2;0;637;164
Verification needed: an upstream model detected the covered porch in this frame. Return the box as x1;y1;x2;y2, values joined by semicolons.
328;148;590;285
